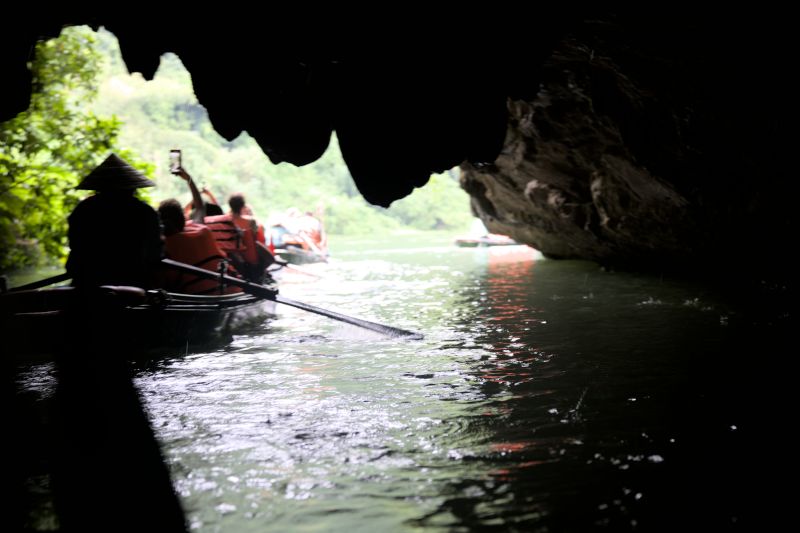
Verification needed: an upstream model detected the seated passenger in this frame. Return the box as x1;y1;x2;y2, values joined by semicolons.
184;186;223;218
157;199;241;294
276;207;327;257
298;211;327;255
241;204;267;245
224;193;273;282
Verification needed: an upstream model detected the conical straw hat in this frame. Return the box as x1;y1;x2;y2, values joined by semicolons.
76;153;155;190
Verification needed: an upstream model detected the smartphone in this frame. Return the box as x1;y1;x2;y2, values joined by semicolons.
169;149;181;174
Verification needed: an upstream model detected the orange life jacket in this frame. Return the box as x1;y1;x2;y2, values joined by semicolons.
203;214;240;254
204;214;259;265
256;223;266;245
231;215;259;265
162;223;242;294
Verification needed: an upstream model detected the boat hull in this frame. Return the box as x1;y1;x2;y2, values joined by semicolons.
3;291;275;361
275;247;328;265
455;236;519;247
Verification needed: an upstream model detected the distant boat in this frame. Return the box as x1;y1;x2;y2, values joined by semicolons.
269;211;328;265
455;233;519;247
272;241;329;265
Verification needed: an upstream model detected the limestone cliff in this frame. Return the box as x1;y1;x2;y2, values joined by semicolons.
462;16;792;276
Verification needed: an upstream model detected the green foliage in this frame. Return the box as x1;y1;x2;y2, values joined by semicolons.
90;29;473;237
0;26;152;272
387;170;473;230
1;27;113;271
1;26;474;272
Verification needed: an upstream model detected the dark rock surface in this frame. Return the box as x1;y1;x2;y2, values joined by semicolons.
1;9;793;277
462;14;793;277
0;8;566;207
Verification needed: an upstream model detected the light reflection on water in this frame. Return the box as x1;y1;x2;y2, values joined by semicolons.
16;232;784;531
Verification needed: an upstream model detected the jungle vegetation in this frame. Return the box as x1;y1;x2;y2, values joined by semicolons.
0;27;473;272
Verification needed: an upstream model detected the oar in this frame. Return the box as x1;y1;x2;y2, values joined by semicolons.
8;272;71;292
162;258;423;339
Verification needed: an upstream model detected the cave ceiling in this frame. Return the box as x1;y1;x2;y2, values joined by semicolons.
0;8;574;206
0;8;791;211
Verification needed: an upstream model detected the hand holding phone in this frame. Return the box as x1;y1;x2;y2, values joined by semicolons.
169;149;181;174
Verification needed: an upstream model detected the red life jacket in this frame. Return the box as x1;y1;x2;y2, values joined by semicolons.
204;214;258;265
162;223;242;294
203;214;240;254
256;223;266;245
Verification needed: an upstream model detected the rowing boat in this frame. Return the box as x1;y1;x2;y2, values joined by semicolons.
455;234;519;247
269;222;328;265
274;246;328;265
1;287;276;361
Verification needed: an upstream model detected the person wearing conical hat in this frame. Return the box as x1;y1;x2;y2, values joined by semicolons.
66;154;163;288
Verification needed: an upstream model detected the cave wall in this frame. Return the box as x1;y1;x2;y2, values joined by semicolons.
0;9;565;207
1;9;793;277
461;15;793;276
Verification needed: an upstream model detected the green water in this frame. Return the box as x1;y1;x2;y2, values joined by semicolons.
14;231;789;531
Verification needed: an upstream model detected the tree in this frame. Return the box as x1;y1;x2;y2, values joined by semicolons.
0;26;137;271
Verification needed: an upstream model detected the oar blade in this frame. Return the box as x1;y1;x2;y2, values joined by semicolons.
275;295;423;339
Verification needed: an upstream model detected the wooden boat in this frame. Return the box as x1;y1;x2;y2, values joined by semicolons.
269;223;328;265
455;233;519;247
274;246;328;265
1;286;276;361
3;259;422;364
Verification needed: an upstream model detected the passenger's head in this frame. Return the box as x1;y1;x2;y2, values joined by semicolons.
205;202;223;216
158;199;185;236
229;193;246;215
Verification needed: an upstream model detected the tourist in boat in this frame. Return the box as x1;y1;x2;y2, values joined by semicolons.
166;162;273;282
300;210;327;254
278;207;328;257
183;182;223;218
202;187;224;216
201;193;274;282
171;165;214;222
229;194;259;243
66;153;162;288
241;203;267;245
157;199;242;294
226;193;274;280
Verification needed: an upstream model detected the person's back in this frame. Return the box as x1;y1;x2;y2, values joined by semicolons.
226;193;274;281
230;216;260;265
158;199;241;294
66;154;162;288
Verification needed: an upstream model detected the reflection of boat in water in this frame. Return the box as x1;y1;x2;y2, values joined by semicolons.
455;234;519;247
485;244;542;263
2;287;275;360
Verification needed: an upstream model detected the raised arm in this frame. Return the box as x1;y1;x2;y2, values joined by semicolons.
176;167;205;223
201;187;219;206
